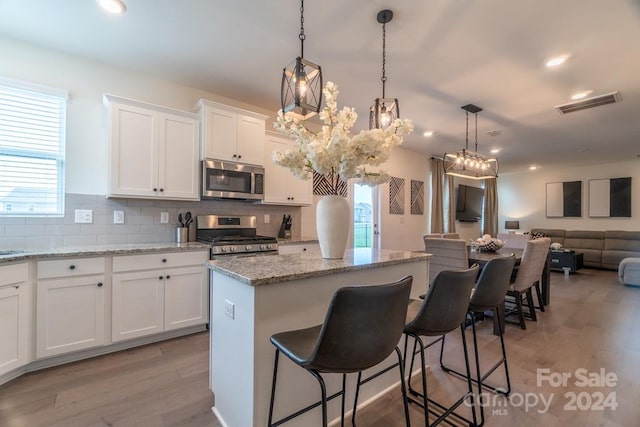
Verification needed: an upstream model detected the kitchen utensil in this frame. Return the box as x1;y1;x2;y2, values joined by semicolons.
184;211;193;227
178;213;184;227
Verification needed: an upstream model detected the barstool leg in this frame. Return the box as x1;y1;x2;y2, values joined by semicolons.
534;282;545;312
459;324;479;427
416;336;429;427
470;312;485;426
308;370;328;427
394;346;412;427
496;308;512;396
268;349;280;427
407;337;420;396
352;371;362;426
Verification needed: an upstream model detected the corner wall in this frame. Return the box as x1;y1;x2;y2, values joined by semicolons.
498;160;640;233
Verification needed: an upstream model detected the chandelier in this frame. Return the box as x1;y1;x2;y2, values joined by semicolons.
369;9;399;129
280;0;323;120
444;104;498;180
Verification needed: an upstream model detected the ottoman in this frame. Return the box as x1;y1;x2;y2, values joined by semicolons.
618;258;640;287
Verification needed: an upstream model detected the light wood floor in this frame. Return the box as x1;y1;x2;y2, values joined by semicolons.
1;268;639;426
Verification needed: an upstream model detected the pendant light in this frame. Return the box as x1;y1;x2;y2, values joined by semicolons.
280;0;323;120
443;104;499;180
369;9;399;130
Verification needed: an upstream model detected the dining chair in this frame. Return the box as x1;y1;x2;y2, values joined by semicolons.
403;266;479;427
505;238;551;329
268;276;413;427
442;233;461;239
440;256;516;426
423;237;469;284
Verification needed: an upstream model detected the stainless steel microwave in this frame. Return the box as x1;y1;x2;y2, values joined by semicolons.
201;159;264;201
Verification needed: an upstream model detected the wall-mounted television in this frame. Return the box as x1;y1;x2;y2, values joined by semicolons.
456;184;484;222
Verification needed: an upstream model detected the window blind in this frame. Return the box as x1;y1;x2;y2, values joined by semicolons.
0;81;66;216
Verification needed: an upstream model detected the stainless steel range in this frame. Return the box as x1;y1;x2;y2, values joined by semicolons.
196;215;278;257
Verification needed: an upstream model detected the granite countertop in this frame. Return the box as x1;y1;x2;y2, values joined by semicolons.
277;236;319;245
207;248;431;286
0;242;210;264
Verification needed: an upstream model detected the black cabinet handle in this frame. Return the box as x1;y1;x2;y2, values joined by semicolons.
165;275;171;279
232;154;237;158
162;258;167;263
14;285;20;289
97;282;103;287
69;265;76;270
159;276;163;280
160;188;164;192
303;248;307;251
153;188;158;192
238;155;242;159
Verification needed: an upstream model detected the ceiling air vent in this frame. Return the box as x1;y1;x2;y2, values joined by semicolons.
555;91;622;114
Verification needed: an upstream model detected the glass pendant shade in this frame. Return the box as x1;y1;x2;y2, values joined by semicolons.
370;98;399;129
281;57;322;120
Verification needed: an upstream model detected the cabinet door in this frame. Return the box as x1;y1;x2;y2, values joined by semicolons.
36;276;105;358
0;284;29;376
203;107;237;161
112;270;165;342
289;172;313;206
236;115;265;166
158;113;200;200
109;103;158;197
164;266;208;331
264;135;293;204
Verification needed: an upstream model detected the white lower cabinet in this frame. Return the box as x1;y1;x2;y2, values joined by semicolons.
0;263;29;377
112;251;208;342
36;274;105;358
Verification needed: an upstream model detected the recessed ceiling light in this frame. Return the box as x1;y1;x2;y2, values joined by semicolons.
571;90;593;100
423;130;434;137
97;0;127;14
487;129;501;137
490;148;501;154
529;165;538;171
545;55;569;68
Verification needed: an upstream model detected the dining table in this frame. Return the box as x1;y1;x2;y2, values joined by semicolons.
467;247;551;334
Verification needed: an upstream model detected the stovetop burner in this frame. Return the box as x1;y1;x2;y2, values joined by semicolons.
195;215;278;256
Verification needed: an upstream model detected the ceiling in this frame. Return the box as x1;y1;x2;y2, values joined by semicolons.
1;0;639;174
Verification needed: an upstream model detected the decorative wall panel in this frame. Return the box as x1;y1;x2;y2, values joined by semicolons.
312;172;347;197
389;176;405;215
589;177;632;217
546;181;581;217
410;180;424;215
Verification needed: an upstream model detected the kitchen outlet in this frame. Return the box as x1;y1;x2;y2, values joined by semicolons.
74;209;93;224
160;212;169;224
113;211;125;224
264;214;270;224
224;300;235;319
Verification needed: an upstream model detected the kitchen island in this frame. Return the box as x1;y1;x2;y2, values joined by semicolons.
207;248;430;427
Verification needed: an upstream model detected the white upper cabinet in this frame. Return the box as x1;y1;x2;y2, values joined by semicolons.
263;134;313;206
106;95;200;201
196;100;267;166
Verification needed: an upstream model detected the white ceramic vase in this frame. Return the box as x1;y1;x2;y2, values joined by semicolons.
316;195;350;259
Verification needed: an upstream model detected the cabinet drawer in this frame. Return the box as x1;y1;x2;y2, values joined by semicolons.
0;262;28;287
113;250;208;273
37;257;105;279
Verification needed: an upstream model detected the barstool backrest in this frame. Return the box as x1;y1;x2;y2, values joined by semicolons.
469;256;516;312
423;238;469;284
405;266;478;336
303;276;413;373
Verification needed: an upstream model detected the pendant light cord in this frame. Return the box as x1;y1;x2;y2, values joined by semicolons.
299;0;305;57
475;112;478;152
465;111;469;150
381;19;387;98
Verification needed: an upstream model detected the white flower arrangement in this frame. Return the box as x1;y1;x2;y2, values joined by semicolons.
273;81;413;195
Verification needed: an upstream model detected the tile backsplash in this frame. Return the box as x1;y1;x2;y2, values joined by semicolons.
0;193;301;250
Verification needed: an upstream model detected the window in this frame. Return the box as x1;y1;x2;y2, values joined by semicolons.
0;78;67;216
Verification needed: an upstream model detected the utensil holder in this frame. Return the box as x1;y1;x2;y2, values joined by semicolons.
176;227;188;243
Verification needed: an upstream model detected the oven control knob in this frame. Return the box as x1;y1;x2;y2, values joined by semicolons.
220;247;227;253
229;246;236;252
245;245;252;251
260;244;266;250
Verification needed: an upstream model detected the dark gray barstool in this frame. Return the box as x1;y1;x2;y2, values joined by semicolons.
403;266;479;427
439;256;516;426
268;276;413;427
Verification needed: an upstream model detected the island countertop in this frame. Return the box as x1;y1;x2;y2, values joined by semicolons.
206;248;431;286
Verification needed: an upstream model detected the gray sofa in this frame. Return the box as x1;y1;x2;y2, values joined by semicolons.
530;229;640;270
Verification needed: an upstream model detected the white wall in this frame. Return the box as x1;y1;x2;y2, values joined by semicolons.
498;160;640;232
0;36;275;195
